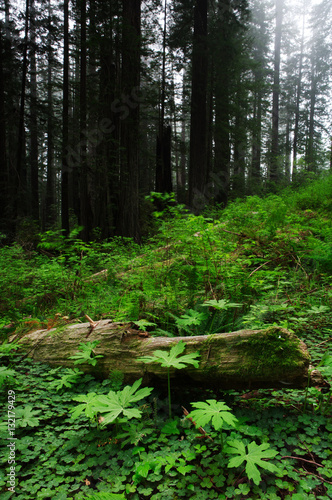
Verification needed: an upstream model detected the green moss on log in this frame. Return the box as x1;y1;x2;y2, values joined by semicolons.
237;327;310;378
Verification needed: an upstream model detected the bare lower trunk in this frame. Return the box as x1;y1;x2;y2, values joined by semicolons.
13;322;314;390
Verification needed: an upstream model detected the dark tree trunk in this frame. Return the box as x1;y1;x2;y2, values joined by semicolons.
79;0;92;241
0;24;8;232
45;0;56;228
292;8;305;172
269;0;284;183
61;0;70;235
251;70;262;186
189;0;208;209
16;0;30;219
306;52;317;172
156;0;172;195
214;0;231;207
29;0;39;222
118;0;141;242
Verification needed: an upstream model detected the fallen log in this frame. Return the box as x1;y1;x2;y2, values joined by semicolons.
11;321;319;390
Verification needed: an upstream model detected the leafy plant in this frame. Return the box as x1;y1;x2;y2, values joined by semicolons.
188;399;238;447
85;493;126;500
225;440;281;485
49;368;83;391
69;341;104;366
71;378;153;428
0;340;22;358
0;366;16;387
138;340;200;418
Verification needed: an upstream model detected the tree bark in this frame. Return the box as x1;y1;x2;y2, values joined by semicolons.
61;0;70;235
118;0;141;242
14;322;314;390
269;0;284;183
189;0;208;209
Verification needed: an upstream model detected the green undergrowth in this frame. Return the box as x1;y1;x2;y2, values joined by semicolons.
1;174;332;498
0;354;331;499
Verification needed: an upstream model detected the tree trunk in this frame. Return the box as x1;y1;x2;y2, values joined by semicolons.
15;322;314;390
29;0;39;222
189;0;208;209
61;0;69;235
269;0;284;184
0;23;8;232
79;0;92;241
293;6;305;172
16;0;30;219
45;0;56;229
118;0;141;242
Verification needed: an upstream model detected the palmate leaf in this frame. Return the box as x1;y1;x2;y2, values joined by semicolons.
188;399;238;431
92;378;153;427
225;440;280;485
16;405;41;427
71;392;98;420
138;340;200;369
202;299;242;310
175;309;208;327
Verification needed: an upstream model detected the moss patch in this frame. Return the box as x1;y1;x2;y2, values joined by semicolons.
237;327;309;378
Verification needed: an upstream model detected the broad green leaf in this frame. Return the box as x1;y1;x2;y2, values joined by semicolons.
175;309;207;327
16;405;41;427
0;366;16;386
71;392;98;420
138;340;200;370
84;378;153;426
225;440;280;485
189;399;238;431
202;299;242;310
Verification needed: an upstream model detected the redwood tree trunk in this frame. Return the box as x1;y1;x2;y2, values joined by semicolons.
118;0;141;242
189;0;208;209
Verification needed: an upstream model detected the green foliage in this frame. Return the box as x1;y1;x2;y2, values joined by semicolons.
225;440;281;485
0;366;16;387
71;378;153;427
138;341;200;418
188;400;238;431
85;494;126;500
69;341;104;366
1;175;332;498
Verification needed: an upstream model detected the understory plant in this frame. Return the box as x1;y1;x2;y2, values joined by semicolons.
138;340;200;418
69;341;104;366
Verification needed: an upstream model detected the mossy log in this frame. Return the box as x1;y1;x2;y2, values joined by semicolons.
13;321;315;389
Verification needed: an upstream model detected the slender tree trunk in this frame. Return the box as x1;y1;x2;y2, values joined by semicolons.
79;0;91;241
29;0;39;222
16;0;30;219
61;0;70;235
214;0;231;207
306;51;317;172
285;116;291;182
232;78;247;197
189;0;208;209
118;0;141;242
269;0;284;183
0;23;8;231
251;71;262;186
45;0;55;228
293;6;305;172
156;0;172;194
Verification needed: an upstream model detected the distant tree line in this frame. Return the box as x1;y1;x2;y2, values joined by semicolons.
0;0;331;241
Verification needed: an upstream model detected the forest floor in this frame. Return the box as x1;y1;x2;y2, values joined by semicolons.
0;175;332;499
